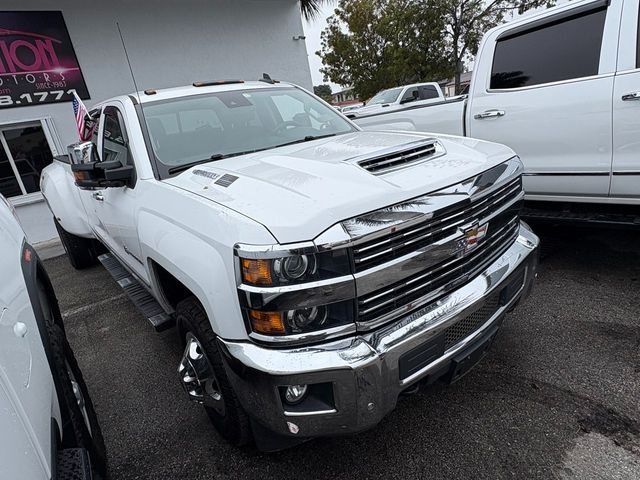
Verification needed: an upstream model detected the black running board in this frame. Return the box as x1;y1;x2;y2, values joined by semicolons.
98;253;175;332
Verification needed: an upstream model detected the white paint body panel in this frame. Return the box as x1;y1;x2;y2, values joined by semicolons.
356;0;640;205
0;199;56;480
41;82;517;342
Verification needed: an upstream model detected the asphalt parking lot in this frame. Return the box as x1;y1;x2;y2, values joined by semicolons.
45;224;640;480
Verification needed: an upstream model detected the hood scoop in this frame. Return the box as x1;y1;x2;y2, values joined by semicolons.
356;139;445;175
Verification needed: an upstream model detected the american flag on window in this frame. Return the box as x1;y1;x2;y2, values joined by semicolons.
72;91;90;141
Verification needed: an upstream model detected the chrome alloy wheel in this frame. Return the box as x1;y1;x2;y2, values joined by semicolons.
178;333;226;416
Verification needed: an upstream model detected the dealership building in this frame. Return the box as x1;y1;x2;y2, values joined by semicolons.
0;0;313;252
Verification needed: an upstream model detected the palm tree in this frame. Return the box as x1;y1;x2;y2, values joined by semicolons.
300;0;332;20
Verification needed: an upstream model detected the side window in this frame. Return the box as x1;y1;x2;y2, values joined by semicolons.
86;108;101;147
401;87;419;103
102;107;130;166
490;7;607;89
419;85;439;100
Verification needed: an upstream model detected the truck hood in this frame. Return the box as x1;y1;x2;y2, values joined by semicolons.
163;131;516;243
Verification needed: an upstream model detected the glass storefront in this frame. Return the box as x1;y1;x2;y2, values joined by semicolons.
0;122;54;198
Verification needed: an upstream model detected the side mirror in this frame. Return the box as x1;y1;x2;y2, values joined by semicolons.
68;142;134;189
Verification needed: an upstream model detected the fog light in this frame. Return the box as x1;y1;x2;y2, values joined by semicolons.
284;384;308;405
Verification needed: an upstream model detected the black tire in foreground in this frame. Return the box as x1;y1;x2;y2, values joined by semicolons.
48;322;108;478
176;296;253;446
39;278;107;477
54;217;98;270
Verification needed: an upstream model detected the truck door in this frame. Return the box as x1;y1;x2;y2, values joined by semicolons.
610;0;640;197
90;104;147;282
468;0;621;199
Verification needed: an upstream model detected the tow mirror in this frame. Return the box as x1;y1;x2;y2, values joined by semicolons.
68;142;134;189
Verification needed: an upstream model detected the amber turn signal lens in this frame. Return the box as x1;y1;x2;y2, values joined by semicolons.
73;171;88;182
241;258;273;285
249;310;286;335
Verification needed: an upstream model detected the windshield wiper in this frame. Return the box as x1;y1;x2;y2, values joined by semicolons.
168;134;339;175
168;150;262;174
272;133;338;149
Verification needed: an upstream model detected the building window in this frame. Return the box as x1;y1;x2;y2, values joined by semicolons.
490;7;607;89
0;122;54;198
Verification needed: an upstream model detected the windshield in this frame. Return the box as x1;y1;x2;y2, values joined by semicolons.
142;87;356;172
366;87;402;106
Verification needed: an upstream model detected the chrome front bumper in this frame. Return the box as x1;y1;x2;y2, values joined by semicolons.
218;222;539;440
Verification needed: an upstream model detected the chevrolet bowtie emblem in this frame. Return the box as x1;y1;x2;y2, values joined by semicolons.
459;221;489;253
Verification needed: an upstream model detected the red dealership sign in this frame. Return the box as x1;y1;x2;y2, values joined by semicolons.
0;11;89;109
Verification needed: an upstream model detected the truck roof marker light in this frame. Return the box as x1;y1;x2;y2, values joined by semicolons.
249;310;286;335
241;258;273;286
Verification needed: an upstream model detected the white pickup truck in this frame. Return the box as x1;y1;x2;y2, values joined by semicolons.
354;0;640;225
41;79;539;450
349;82;445;117
0;195;105;479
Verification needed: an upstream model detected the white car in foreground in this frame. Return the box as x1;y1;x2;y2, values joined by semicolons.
42;79;539;451
0;196;106;479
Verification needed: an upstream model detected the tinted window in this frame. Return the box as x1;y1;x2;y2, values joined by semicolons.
102;107;130;165
491;8;607;89
419;85;439;100
400;87;419;103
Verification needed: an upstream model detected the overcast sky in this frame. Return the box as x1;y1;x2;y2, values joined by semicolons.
303;4;342;92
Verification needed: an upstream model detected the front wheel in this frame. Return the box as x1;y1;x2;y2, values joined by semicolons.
176;297;252;446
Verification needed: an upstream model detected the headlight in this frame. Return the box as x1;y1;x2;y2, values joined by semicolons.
274;254;317;281
247;301;354;336
239;249;350;287
237;245;355;339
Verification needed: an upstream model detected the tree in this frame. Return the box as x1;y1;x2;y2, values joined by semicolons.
318;0;454;100
300;0;332;20
434;0;555;94
314;84;333;102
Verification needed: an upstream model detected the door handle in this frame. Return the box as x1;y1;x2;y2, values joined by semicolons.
474;109;506;120
92;192;104;202
622;92;640;101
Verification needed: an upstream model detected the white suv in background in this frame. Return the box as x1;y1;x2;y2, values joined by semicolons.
0;195;106;479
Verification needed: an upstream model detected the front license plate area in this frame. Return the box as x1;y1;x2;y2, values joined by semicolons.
445;324;500;384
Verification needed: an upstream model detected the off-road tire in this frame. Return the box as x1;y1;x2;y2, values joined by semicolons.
48;322;108;478
176;296;252;446
54;217;98;270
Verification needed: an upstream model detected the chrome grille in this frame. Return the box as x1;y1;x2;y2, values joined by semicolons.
354;176;523;327
357;216;520;324
358;140;442;175
353;177;522;273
